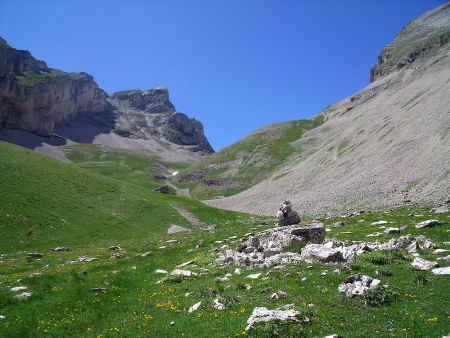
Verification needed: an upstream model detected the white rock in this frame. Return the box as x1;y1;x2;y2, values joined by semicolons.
170;269;197;277
323;335;340;338
188;301;202;313
246;273;262;279
270;290;288;299
212;299;225;310
170;321;176;325
155;269;168;274
234;268;241;275
14;292;32;300
432;267;450;275
338;274;381;297
411;257;438;271
384;227;400;234
415;220;442;229
434;249;448;254
178;261;194;267
366;232;382;237
11;286;27;292
245;307;301;330
140;251;151;257
371;221;388;225
0;315;5;320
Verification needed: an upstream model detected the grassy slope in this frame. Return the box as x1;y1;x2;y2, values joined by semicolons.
62;144;189;191
0;141;449;337
176;115;324;200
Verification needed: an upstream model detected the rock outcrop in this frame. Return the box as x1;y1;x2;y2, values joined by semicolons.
110;88;214;153
0;37;111;136
338;274;381;297
370;3;450;82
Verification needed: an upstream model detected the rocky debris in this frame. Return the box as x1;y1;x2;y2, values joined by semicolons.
430;205;449;214
69;256;97;264
226;223;324;264
276;201;301;226
14;292;32;300
170;269;197;277
139;251;152;257
212;299;225;310
384;227;400;234
167;224;192;235
323;335;342;338
334;221;346;227
338;274;381;297
367;232;382;237
92;288;107;293
26;252;44;259
434;249;449;254
11;286;27;292
431;267;450;275
178;261;194;267
109;246;122;251
415;220;442;229
245;307;303;330
52;247;69;252
300;244;344;263
153;185;176;194
411;257;438;270
270;291;288;300
188;301;202;313
0;315;5;320
155;269;168;274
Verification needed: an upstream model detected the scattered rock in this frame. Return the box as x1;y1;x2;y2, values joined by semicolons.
168;224;191;234
371;221;388;225
234;268;241;274
429;205;448;214
69;256;97;264
109;246;122;251
155;269;168;274
411;257;438;271
338;274;381;297
112;252;124;259
178;261;194;267
188;301;201;313
270;290;288;299
0;315;5;321
246;273;262;280
415;220;442;229
52;247;69;252
170;269;197;277
431;267;450;275
212;299;225;310
384;227;400;234
92;288;107;293
153;185;176;194
14;292;32;300
323;335;342;338
434;249;448;254
276;201;301;227
140;251;151;257
366;232;382;237
10;286;27;292
245;307;302;330
26;253;44;259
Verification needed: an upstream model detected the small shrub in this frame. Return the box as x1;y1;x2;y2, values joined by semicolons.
361;286;398;307
414;273;431;286
377;267;393;276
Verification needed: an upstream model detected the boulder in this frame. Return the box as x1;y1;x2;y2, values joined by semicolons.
170;269;197;277
188;301;201;313
429;205;448;214
52;247;69;252
411;257;438;270
276;201;301;226
245;307;303;330
415;220;442;229
167;224;191;234
338;274;381;297
26;252;44;259
14;292;32;300
300;244;344;263
431;267;450;275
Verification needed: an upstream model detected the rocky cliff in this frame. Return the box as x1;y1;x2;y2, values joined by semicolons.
370;3;450;82
110;88;214;153
0;37;111;136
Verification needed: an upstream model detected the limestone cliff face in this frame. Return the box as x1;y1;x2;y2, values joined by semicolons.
110;89;214;153
370;3;450;82
0;37;111;136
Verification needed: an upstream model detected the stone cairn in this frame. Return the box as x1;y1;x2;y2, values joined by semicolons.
276;200;301;226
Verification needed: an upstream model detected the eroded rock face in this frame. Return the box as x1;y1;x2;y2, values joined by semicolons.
0;37;111;136
110;88;175;114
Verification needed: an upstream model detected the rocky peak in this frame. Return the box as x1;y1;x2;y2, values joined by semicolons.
110;88;175;114
370;3;450;82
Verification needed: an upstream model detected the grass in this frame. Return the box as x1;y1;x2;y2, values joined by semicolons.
15;71;63;86
175;115;324;200
62;144;189;190
0;141;449;337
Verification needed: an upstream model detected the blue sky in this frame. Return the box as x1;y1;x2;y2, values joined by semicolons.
0;0;445;150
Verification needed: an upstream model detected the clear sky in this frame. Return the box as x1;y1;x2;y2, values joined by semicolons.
0;0;446;150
